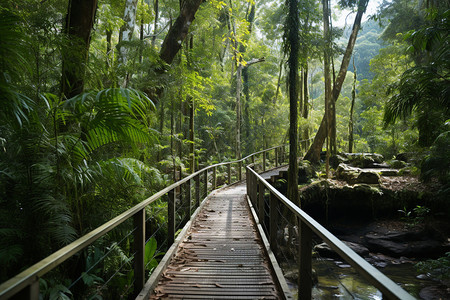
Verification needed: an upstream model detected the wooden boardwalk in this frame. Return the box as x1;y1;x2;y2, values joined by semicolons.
148;182;283;299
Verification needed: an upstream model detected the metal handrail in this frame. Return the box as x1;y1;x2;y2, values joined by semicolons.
0;142;300;299
245;165;415;300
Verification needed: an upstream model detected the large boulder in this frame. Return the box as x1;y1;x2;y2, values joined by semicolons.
336;163;381;184
343;153;384;168
365;230;447;258
314;241;369;259
389;159;408;169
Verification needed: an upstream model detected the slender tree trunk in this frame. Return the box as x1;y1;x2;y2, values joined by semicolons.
323;0;332;177
303;63;309;140
243;66;250;152
304;0;368;163
187;35;195;173
274;59;283;104
151;0;159;47
106;30;112;68
118;0;139;65
61;0;98;99
189;96;195;172
139;16;144;63
236;63;242;160
285;0;300;206
348;56;357;153
159;0;204;65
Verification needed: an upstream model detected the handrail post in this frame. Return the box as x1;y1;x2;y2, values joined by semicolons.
238;161;242;181
269;192;277;254
133;208;145;296
275;148;278;167
298;218;312;300
203;170;208;200
168;190;175;246
258;179;265;225
11;279;39;300
213;166;217;190
227;164;231;184
195;174;200;208
186;179;192;218
263;151;266;172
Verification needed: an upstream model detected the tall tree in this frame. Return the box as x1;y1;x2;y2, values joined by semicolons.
304;0;369;163
322;0;332;176
159;0;204;65
348;56;357;152
284;0;300;205
118;0;139;65
60;0;98;99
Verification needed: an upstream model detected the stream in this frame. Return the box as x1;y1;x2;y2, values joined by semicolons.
285;258;434;299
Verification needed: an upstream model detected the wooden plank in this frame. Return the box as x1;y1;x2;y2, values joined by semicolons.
147;183;282;299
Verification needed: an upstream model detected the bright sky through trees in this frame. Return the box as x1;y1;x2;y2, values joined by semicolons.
332;0;381;27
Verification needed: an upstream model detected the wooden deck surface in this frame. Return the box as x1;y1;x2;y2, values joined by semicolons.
149;183;282;299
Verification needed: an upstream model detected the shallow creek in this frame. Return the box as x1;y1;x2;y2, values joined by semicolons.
285;258;433;299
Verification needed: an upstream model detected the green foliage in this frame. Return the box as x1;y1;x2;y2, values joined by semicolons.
398;205;430;226
383;8;450;146
415;252;450;280
421;127;450;198
39;278;73;300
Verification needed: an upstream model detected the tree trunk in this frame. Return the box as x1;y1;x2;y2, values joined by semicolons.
304;0;368;163
303;63;309;140
285;0;300;206
159;0;204;65
189;96;195;173
139;17;144;63
118;0;139;65
323;0;332;177
243;66;250;152
151;0;159;47
274;59;283;104
106;29;112;68
236;63;242;160
61;0;98;99
348;57;357;153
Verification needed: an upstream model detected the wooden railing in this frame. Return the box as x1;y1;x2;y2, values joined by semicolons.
246;165;415;300
0;142;300;300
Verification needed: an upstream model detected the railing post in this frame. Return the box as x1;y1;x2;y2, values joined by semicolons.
213;166;217;190
263;151;266;172
168;190;175;246
269;192;277;253
251;170;256;207
186;179;192;218
298;218;312;300
238;161;242;181
275;148;279;167
258;180;265;225
195;174;200;208
203;170;208;199
133;208;145;296
227;164;231;184
10;279;39;300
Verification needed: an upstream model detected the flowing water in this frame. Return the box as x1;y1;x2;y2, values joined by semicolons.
285;258;433;299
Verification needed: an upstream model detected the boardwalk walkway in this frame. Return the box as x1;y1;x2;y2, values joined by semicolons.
148;182;283;299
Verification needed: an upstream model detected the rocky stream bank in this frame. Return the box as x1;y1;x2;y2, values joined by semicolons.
272;153;450;299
